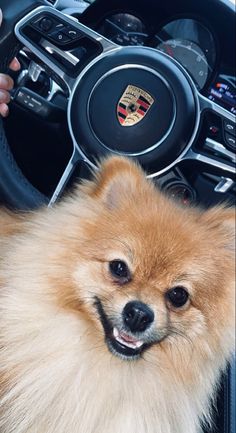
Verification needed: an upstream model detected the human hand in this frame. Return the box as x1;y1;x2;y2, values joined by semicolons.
0;8;21;117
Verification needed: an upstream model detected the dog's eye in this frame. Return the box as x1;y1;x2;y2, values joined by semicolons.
166;286;189;308
109;260;130;283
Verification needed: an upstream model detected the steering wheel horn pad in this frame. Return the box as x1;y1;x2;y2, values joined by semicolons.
69;47;198;171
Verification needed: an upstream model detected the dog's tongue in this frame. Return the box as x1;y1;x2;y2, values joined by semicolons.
113;327;144;349
119;331;138;344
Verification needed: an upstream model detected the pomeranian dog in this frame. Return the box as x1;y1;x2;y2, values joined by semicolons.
0;156;235;433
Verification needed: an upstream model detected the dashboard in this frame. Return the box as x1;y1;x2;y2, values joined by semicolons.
95;12;235;112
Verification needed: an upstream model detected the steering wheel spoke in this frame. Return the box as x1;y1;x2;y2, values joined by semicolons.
198;92;236;124
182;92;235;179
182;147;235;177
49;145;97;205
14;5;119;93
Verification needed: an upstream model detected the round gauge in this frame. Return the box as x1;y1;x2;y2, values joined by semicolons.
157;39;209;89
165;182;196;205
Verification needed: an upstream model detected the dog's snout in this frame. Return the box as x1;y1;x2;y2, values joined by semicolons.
123;301;154;333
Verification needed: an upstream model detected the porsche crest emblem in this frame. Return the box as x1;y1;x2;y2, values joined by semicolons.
117;85;154;127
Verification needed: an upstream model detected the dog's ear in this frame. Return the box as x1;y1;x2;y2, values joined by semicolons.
200;206;235;252
87;156;151;209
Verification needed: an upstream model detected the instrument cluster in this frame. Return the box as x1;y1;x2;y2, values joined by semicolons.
97;13;148;46
96;12;236;115
97;14;216;91
153;18;216;91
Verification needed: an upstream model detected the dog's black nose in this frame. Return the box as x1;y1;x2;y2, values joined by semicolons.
123;301;154;333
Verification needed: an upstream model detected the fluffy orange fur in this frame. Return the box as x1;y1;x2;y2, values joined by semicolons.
0;156;235;433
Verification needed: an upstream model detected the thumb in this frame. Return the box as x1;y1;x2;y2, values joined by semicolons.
0;9;2;27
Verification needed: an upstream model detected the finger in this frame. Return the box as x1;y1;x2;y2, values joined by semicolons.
0;90;11;104
9;57;21;72
0;103;9;118
0;74;14;91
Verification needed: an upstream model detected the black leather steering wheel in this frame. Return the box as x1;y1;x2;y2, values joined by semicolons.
0;0;235;210
0;0;44;73
0;0;48;209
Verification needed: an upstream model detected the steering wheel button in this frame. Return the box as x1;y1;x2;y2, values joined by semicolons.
224;120;236;136
225;132;236;149
31;16;54;32
50;31;72;44
209;125;219;136
63;27;82;40
40;17;54;32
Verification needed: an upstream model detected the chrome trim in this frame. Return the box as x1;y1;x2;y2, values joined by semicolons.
18;48;30;59
16;68;29;86
183;148;235;175
54;0;89;14
214;177;234;193
17;50;63;101
28;61;44;82
49;149;79;205
49;145;98;206
72;137;98;171
198;93;236;123
15;8;72;93
60;7;89;15
86;64;177;156
16;66;62;102
47;79;64;101
205;138;236;163
15;6;118;93
41;40;80;66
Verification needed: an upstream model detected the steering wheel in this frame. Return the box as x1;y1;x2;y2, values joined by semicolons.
0;0;235;209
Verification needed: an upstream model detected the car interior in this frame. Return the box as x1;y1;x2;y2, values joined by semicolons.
0;0;235;432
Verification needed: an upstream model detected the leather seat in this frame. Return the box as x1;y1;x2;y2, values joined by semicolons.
205;359;235;433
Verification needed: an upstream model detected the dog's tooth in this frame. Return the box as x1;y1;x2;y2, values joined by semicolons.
116;335;126;345
135;341;144;348
113;327;119;338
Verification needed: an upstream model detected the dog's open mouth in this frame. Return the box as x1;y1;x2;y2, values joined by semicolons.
113;327;144;350
109;327;145;358
94;297;147;360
